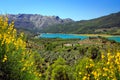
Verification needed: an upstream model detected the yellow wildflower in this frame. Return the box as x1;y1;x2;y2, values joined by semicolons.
79;72;82;75
101;54;105;59
107;61;110;65
82;76;87;80
21;67;26;71
92;71;98;79
103;73;107;76
2;54;7;62
90;63;94;67
39;73;42;77
103;67;108;71
107;53;111;57
89;59;93;62
86;65;89;68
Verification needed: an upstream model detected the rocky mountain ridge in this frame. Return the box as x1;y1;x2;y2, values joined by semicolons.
7;14;73;30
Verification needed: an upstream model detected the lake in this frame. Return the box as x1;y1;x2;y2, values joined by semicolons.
108;36;120;42
39;33;120;42
39;33;88;40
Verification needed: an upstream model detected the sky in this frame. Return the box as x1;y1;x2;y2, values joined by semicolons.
0;0;120;21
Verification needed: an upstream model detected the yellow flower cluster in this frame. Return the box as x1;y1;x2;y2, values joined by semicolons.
34;71;42;77
78;52;120;80
101;53;105;59
0;16;41;80
0;16;26;63
21;67;26;71
2;54;7;62
0;16;26;50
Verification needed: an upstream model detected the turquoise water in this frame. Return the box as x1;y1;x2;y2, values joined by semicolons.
39;33;88;40
39;33;120;42
108;36;120;42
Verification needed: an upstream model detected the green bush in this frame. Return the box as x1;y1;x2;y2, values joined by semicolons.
0;16;40;80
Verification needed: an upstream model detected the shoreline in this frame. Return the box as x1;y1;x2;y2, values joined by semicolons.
39;33;120;37
77;34;112;37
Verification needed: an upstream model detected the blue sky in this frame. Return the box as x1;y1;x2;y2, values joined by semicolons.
0;0;120;21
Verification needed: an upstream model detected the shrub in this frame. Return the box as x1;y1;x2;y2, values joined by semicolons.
45;57;70;80
74;52;120;80
0;16;40;80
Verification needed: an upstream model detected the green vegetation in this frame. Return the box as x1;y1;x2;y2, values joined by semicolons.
0;16;41;80
0;16;120;80
41;12;120;34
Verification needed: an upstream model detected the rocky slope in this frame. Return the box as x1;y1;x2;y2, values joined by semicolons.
8;14;73;31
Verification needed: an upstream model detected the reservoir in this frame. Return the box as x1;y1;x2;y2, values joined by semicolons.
39;33;120;42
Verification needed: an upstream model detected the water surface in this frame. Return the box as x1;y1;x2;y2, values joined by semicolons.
39;33;120;42
39;33;88;40
108;36;120;42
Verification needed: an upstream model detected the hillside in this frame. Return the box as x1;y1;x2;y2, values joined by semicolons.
42;12;120;34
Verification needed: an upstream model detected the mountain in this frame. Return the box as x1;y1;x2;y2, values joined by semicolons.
7;14;73;31
42;12;120;34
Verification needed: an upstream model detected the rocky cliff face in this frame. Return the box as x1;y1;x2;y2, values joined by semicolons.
7;14;73;30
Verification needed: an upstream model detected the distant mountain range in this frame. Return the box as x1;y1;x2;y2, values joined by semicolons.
7;12;120;34
8;14;73;31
